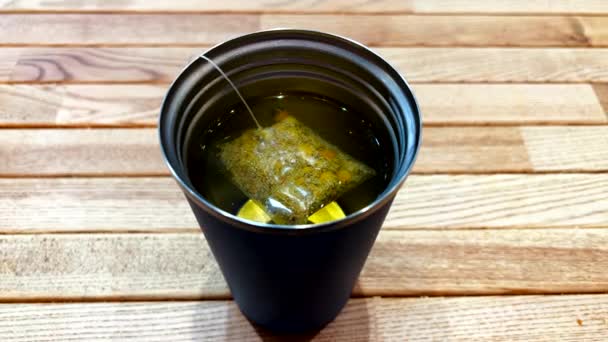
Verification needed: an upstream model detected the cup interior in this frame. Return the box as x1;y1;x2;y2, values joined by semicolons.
159;30;421;230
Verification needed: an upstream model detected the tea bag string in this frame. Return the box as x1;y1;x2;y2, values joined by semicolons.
199;55;262;130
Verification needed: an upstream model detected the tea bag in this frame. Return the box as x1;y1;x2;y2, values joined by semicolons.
219;114;376;225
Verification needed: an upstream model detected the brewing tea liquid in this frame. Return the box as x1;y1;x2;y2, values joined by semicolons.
185;93;391;225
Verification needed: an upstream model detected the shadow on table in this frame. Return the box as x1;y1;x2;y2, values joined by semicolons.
205;297;375;341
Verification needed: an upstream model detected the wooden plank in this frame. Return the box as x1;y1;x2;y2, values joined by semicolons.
0;299;379;341
1;0;607;15
0;47;197;83
593;83;608;114
1;84;604;127
1;296;607;341
374;295;608;341
580;16;608;46
0;178;194;233
361;229;608;296
3;47;608;83
2;175;607;232
387;174;608;229
376;48;608;83
408;0;608;14
0;85;164;126
261;15;607;47
0;14;258;46
521;126;608;171
0;49;20;78
411;1;608;15
0;14;606;47
417;126;533;173
416;84;607;125
0;129;166;177
0;0;411;13
1;229;608;300
421;126;608;173
3;126;608;176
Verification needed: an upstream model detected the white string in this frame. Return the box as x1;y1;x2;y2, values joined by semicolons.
199;55;262;130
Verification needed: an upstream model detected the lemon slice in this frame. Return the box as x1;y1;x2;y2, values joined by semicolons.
307;201;346;224
237;200;272;223
237;200;346;224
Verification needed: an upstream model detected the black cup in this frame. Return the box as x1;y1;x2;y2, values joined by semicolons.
159;29;421;333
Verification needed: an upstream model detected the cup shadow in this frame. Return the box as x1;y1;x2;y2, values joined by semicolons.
238;298;374;341
187;297;374;341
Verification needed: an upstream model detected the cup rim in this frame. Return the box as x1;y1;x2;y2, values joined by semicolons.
159;29;422;234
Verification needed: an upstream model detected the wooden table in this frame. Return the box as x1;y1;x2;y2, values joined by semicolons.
1;1;608;341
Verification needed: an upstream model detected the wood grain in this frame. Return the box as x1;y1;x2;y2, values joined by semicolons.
2;175;607;232
361;229;608;296
579;16;608;46
0;299;379;341
376;48;608;83
3;47;608;83
0;129;166;176
410;1;608;15
3;127;608;176
593;83;608;114
1;296;607;341
0;0;411;13
416;84;607;124
387;174;608;229
1;229;608;300
261;15;607;47
0;85;165;126
1;0;607;15
0;14;606;47
1;84;604;126
417;126;533;173
0;47;197;83
374;295;608;341
521;126;608;171
0;14;259;46
0;178;194;233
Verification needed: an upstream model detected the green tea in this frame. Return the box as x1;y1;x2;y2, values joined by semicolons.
185;92;391;225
